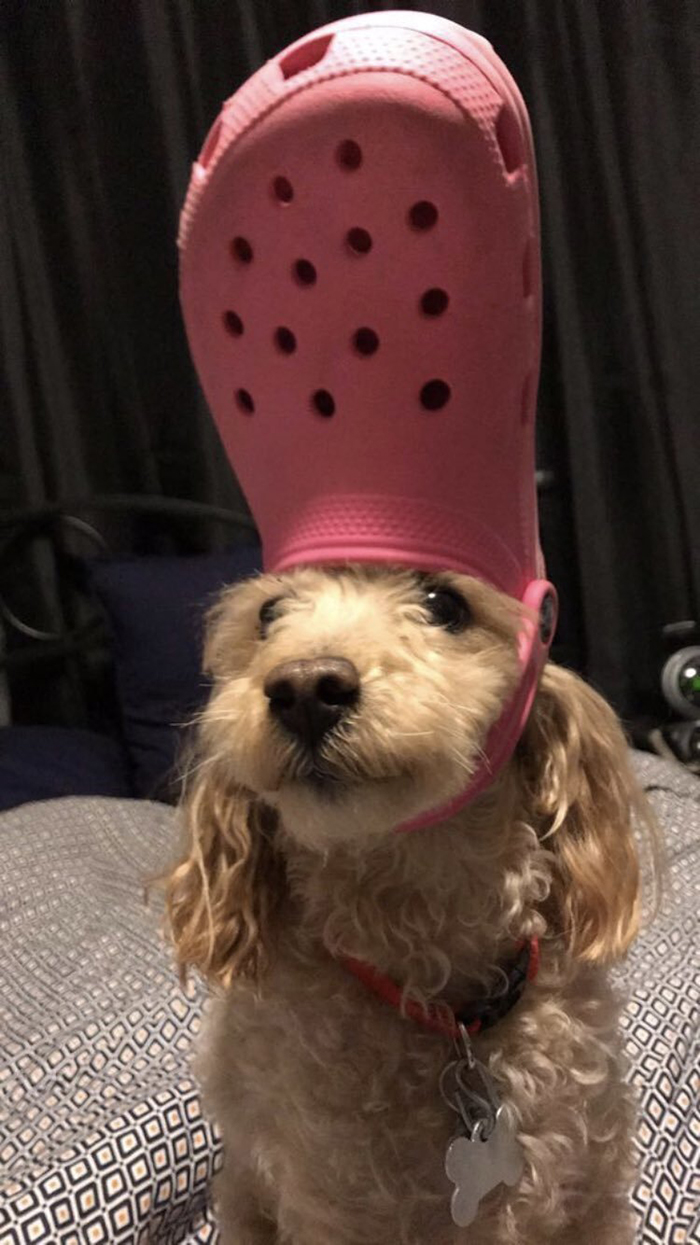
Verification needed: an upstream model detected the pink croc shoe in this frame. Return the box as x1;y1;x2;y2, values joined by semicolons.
178;10;557;826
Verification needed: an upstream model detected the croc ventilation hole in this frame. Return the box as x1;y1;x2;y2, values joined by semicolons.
421;288;449;317
313;389;335;418
275;326;297;354
273;175;294;204
337;139;362;171
294;258;317;285
223;311;243;337
198;116;222;169
280;33;333;80
236;388;255;414
231;236;253;264
353;327;379;356
227;145;457;418
495;105;524;175
421;380;451;411
409;200;438;230
346;227;372;255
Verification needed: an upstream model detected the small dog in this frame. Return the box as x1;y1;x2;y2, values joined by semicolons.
165;564;653;1244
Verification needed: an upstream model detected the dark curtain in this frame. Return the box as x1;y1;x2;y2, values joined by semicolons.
1;0;698;720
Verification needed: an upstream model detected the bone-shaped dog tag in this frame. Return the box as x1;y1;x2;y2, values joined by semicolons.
445;1107;524;1227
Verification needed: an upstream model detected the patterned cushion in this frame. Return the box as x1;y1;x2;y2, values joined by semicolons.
0;753;698;1243
616;753;700;1243
0;798;222;1244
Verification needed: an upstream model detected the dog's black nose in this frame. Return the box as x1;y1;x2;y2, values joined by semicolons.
264;658;360;747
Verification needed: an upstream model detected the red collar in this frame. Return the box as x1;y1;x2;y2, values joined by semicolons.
344;937;539;1041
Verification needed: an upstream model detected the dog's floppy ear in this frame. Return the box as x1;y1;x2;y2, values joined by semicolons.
164;767;284;989
519;664;649;965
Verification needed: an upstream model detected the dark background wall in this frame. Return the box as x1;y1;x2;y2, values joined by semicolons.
1;0;698;723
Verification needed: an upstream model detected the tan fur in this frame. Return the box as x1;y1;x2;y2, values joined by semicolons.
163;565;656;1244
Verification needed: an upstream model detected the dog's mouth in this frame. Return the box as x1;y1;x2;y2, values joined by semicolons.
277;745;409;801
303;761;349;799
290;754;362;799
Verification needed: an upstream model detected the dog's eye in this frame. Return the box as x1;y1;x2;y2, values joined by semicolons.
259;597;284;638
422;584;472;634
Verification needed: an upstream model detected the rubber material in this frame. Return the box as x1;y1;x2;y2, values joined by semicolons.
178;11;556;824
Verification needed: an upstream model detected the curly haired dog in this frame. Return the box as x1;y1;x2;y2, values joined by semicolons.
165;563;653;1245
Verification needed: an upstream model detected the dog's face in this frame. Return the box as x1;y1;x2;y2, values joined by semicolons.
199;565;522;849
167;565;650;985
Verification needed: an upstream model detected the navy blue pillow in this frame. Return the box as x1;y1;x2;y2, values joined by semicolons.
90;547;261;800
0;726;134;811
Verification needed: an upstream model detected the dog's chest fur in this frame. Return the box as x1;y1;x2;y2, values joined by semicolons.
197;942;633;1244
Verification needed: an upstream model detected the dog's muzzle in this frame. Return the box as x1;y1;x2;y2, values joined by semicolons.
264;657;360;750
